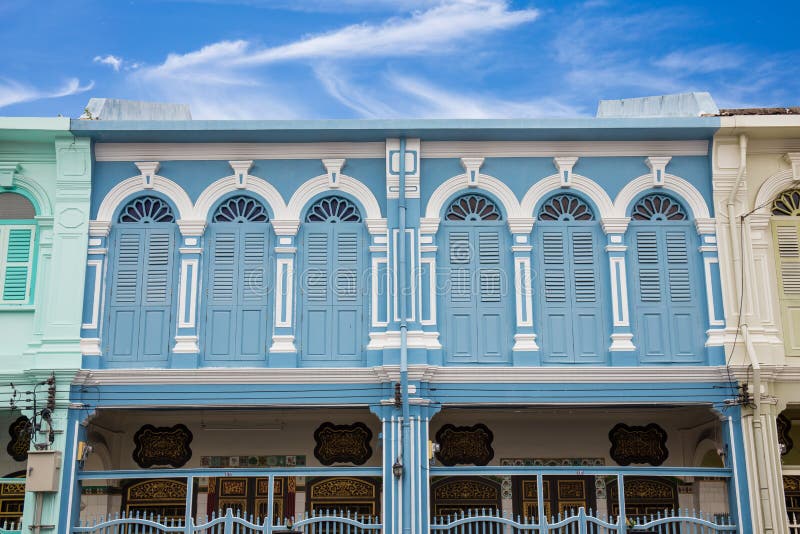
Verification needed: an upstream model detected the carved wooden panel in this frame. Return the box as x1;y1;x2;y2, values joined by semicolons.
6;416;30;462
608;423;668;466
0;471;25;526
122;479;188;520
132;424;193;468
435;424;494;466
431;477;501;518
778;414;794;456
607;477;678;516
306;477;379;517
313;422;372;465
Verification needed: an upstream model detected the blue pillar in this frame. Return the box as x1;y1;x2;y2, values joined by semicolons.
723;406;753;532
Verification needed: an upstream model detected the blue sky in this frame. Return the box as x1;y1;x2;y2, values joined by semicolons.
1;0;797;119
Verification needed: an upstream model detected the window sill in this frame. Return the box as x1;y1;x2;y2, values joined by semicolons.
0;305;35;312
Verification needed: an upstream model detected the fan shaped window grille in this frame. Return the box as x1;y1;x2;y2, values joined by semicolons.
118;196;175;223
772;189;800;216
538;194;595;221
445;194;502;221
212;196;269;223
305;196;362;223
631;194;687;221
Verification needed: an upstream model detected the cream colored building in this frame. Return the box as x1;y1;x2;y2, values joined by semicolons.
714;109;800;533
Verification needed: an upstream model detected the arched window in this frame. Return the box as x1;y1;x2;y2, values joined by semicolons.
627;193;703;362
300;196;365;364
0;192;36;304
535;194;606;363
439;194;510;363
105;196;177;365
203;196;271;363
771;189;800;355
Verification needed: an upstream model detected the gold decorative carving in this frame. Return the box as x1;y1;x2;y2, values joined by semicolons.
558;480;585;500
435;424;494;466
6;416;30;462
608;423;668;466
220;479;247;497
434;479;499;501
310;477;375;499
132;424;193;468
313;422;372;465
127;480;187;501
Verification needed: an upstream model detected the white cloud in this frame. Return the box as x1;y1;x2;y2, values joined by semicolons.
143;0;538;80
655;46;746;74
0;77;94;109
94;54;123;71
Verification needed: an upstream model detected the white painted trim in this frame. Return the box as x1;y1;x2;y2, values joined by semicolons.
612;174;711;220
82;259;103;330
609;333;635;351
173;335;199;354
514;256;533;327
80;337;101;356
609;257;630;327
420;140;709;158
371;257;389;327
367;331;442;350
521;173;614;220
705;329;726;347
286;174;384;229
71;364;741;385
424;172;524;223
94;142;386;161
753;169;796;215
275;258;293;328
512;333;539;351
269;334;297;353
12;173;53;216
391;229;416;323
704;256;725;327
177;258;199;329
420;257;437;326
96;174;194;222
194;175;289;220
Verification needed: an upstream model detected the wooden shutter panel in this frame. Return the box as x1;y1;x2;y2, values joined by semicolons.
449;231;472;304
140;229;175;360
332;227;361;359
572;231;596;303
773;220;800;355
107;229;145;360
636;231;661;302
143;231;173;305
478;231;501;303
1;226;35;303
542;231;566;303
334;231;358;303
204;229;238;359
306;232;329;303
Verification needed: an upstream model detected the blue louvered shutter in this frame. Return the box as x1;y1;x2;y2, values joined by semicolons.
107;227;175;363
571;229;603;361
302;229;330;360
540;229;571;362
632;226;701;362
476;229;506;361
445;229;476;362
331;227;362;359
0;226;35;303
204;226;271;362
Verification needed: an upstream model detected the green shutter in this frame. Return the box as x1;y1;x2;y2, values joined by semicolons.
1;225;35;303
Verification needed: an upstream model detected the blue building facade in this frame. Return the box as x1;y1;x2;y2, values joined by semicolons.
60;111;749;533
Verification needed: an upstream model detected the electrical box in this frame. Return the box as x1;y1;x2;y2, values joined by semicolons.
25;450;62;492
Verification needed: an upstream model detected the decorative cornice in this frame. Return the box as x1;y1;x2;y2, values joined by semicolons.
601;217;630;235
177;219;206;237
785;153;800;182
507;217;535;235
460;157;484;187
88;220;111;237
271;219;301;236
553;156;579;187
365;218;388;236
645;156;672;187
0;162;21;188
695;218;716;235
420;140;709;158
95;142;385;161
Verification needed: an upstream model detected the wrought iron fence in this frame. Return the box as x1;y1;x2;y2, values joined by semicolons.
789;511;800;534
0;521;21;534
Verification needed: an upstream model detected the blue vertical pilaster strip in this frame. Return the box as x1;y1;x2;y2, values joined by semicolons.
605;224;636;366
270;231;298;367
370;405;401;534
367;227;389;367
80;233;108;368
724;407;752;532
511;230;538;365
58;408;86;534
698;227;726;364
171;226;204;368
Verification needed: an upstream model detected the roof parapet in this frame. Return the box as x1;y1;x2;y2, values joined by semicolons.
80;98;192;120
596;92;719;118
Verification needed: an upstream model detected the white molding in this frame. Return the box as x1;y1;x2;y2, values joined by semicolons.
275;258;293;328
514;256;533;328
322;158;345;188
424;172;524;221
88;220;111;237
194;174;288;220
612;174;711;220
96;174;194;221
94;142;385;161
286;174;384;228
508;217;535;235
173;335;199;354
12;173;53;216
80;337;101;356
365;218;388;236
513;333;539;351
754;169;796;215
272;219;301;236
460;157;484;187
553;156;578;187
705;329;726;347
81;259;103;330
645;156;672;187
787;153;800;182
420;140;709;158
703;256;725;327
367;331;442;350
386;138;421;199
228;160;253;188
270;334;297;353
601;218;630;235
391;229;416;323
135;161;160;188
177;258;199;329
419;217;440;236
609;333;635;351
521;174;614;220
609;256;630;327
371;257;389;327
420;257;436;326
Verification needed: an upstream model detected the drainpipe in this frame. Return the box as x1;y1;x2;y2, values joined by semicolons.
726;134;748;308
742;324;774;533
398;137;412;534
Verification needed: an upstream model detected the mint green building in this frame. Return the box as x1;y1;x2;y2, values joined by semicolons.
0;118;91;533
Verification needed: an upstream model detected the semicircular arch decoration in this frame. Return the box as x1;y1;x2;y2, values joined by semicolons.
305;196;362;223
537;194;595;221
118;196;175;223
772;189;800;216
630;194;687;222
445;194;502;222
212;195;270;223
